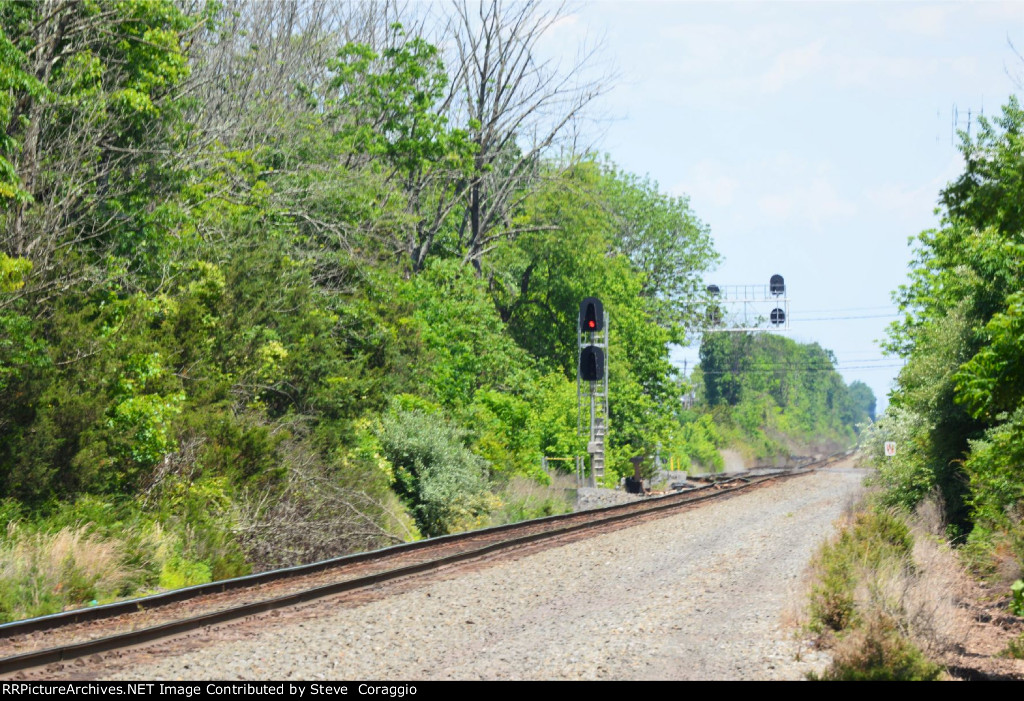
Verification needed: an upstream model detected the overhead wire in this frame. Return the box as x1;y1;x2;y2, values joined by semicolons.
791;313;901;321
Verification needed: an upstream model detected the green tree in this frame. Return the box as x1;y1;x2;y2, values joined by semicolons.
488;160;713;476
698;332;861;458
329;26;475;272
1;0;195;284
881;96;1024;547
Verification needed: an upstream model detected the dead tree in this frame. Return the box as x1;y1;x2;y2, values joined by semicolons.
445;0;609;269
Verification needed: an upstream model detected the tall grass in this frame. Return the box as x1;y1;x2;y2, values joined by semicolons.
487;475;576;526
804;497;971;680
0;523;136;622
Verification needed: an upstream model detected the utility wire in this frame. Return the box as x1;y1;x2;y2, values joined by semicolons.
797;305;899;314
700;364;905;375
792;313;901;321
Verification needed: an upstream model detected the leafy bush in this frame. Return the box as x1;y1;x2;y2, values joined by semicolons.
158;555;212;590
860;407;937;511
377;408;492;537
153;475;249;581
1011;579;1024;617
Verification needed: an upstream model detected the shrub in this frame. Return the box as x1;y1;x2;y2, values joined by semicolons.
805;501;970;681
810;615;943;681
1011;579;1024;617
807;509;913;633
376;408;491;537
158;555;212;590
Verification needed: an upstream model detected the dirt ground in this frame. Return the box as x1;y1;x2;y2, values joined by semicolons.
940;579;1024;680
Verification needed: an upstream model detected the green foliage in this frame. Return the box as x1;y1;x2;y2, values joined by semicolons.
152;475;248;581
377;408;492;537
955;290;1024;421
698;332;863;457
400;259;535;409
859;407;937;511
596;160;720;337
0;309;49;399
669;410;724;471
0;254;31;291
961;407;1024;534
878;96;1024;554
1011;579;1024;617
0;27;42;202
808;509;913;633
489;160;713;476
0;6;737;619
329;26;474;177
846;381;877;424
809;616;943;681
158;555;212;590
464;390;541;479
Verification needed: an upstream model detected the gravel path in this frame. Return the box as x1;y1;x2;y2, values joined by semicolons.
101;464;865;681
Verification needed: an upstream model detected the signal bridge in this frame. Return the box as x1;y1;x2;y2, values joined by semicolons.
705;274;790;332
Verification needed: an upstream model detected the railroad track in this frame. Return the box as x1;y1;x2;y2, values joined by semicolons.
0;454;849;677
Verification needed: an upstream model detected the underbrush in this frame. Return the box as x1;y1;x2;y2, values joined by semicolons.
0;517;183;623
0;465;574;622
0;523;133;622
804;496;970;680
0;457;413;621
487;474;576;526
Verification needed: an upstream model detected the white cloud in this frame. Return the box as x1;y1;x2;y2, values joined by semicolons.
611;15;982;103
756;178;857;231
538;12;585;47
975;1;1024;22
863;152;965;224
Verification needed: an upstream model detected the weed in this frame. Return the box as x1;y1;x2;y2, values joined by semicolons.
804;498;971;680
807;509;913;634
809;615;943;681
1002;633;1024;660
1011;579;1024;617
488;475;575;526
0;525;135;622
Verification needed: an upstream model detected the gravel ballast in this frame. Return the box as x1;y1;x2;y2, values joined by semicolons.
99;464;865;681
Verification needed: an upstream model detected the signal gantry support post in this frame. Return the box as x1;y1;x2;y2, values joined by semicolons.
578;297;609;488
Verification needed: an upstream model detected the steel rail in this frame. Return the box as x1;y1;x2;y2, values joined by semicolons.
0;455;848;675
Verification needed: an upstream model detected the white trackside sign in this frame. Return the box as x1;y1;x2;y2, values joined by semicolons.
884;441;896;457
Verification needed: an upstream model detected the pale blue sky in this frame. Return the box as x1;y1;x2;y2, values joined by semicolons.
537;0;1024;412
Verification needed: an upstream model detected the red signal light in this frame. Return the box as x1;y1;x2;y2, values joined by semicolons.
579;297;604;332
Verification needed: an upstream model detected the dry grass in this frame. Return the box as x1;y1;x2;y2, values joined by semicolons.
798;495;972;679
487;474;576;526
867;517;972;659
0;523;136;620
